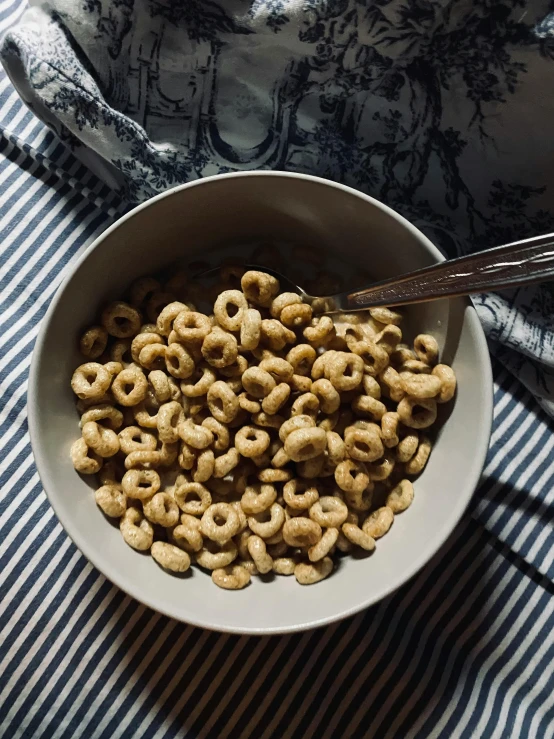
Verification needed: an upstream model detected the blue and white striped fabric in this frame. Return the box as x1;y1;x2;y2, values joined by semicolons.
2;6;554;739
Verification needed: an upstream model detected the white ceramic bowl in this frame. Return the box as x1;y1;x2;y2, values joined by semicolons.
28;172;493;634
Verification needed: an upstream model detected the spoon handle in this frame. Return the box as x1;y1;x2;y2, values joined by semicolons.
343;233;554;311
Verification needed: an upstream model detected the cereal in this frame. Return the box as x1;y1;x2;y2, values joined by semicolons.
70;260;456;589
151;541;191;572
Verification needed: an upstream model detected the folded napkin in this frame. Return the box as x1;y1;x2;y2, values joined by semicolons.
2;0;554;413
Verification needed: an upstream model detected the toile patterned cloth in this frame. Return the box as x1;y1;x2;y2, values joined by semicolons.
2;1;554;413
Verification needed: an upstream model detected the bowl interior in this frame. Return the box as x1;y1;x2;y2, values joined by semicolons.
29;173;492;634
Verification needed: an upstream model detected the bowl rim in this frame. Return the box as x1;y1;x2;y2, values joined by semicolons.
28;171;494;634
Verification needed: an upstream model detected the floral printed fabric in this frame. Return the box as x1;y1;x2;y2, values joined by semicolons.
2;0;554;413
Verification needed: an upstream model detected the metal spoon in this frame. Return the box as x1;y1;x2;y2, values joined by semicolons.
198;233;554;314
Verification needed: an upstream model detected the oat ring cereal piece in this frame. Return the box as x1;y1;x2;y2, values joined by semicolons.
270;292;302;319
284;427;327;463
325;430;346;466
122;469;160;500
181;363;217;397
308;527;339;562
242;366;276;399
241;483;277;515
294;557;333;585
363;506;394;539
303;316;335;347
179;418;214;450
201;417;229;451
95;485;126;518
405;435;433;475
131;331;163;363
213;447;240;478
261;383;291;415
71;362;112;400
212;564;251;590
414;333;439;365
80;404;124;431
369;306;402;326
381;412;400;448
351;394;387;422
432;364;457;403
111;366;148;406
101;301;142;338
207;380;239;423
201;329;238;368
280;303;313;328
79;326;108;359
259;357;294;382
70;437;103;475
400;372;442;399
334;459;370;495
374;324;402;354
151;541;191;572
149;369;180;403
124;450;162;469
81;421;120;458
378;366;404;402
344;427;383;463
260;319;296;350
193;448;215;483
120;507;154;551
214;289;248;331
235;426;271;458
283;479;319;511
247;535;273;574
350;341;389;376
311;379;341;414
173;310;212;343
258;467;292;483
196;540;238;570
286;344;317;376
248;502;286;538
395;432;419;463
164;343;195;379
342;523;376;551
241;270;280;306
174;481;212;515
283;517;322;547
309;496;348;528
156;301;189;336
397;396;437;429
278;414;315;443
142;493;179;527
173;518;204;554
291;392;320;419
138;342;167;371
154;401;183;444
201;503;241;544
273;557;297;575
387;479;415;513
327;352;364;391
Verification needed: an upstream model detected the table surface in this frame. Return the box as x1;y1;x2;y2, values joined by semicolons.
2;30;554;739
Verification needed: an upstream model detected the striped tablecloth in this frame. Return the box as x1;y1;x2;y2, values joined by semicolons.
2;31;554;739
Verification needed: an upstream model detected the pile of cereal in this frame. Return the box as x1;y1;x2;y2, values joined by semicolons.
70;267;456;589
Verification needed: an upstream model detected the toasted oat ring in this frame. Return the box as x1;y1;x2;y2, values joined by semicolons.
213;448;240;478
270;292;302;319
214;289;248;331
143;492;180;527
342;523;376;551
131;331;164;363
151;541;191;572
122;469;160;500
414;333;439;365
349;341;389;376
181;363;217;397
235;426;270;458
344;427;383;463
124;450;162;469
405;435;432;475
280;303;313;328
327;352;364;391
334;459;369;495
272;557;297;575
247;535;273;574
201;503;241;544
178;418;214;450
283;517;322;548
257;468;293;483
79;326;108;359
70;437;103;475
351;395;387;421
95;485;126;518
174;481;212;515
387;479;414;513
278;414;315;443
309;496;348;528
193;448;215;483
308;527;339;562
201;329;238;368
286;344;317;376
196;540;238;570
101;301;142;338
283;479;319;511
174;310;212;343
111;366;148;406
120;507;153;551
363;506;394;539
212;564;251;589
157;401;184;443
397;396;437;429
248;503;285;538
164;343;195;379
207;380;239;423
432;364;457;403
284;427;327;463
311;379;340;414
241;270;280;306
294;557;333;585
71;362;112;400
400;372;441;399
261;383;291;415
259;357;294;382
173;514;203;552
82;421;120;458
241;483;277;515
